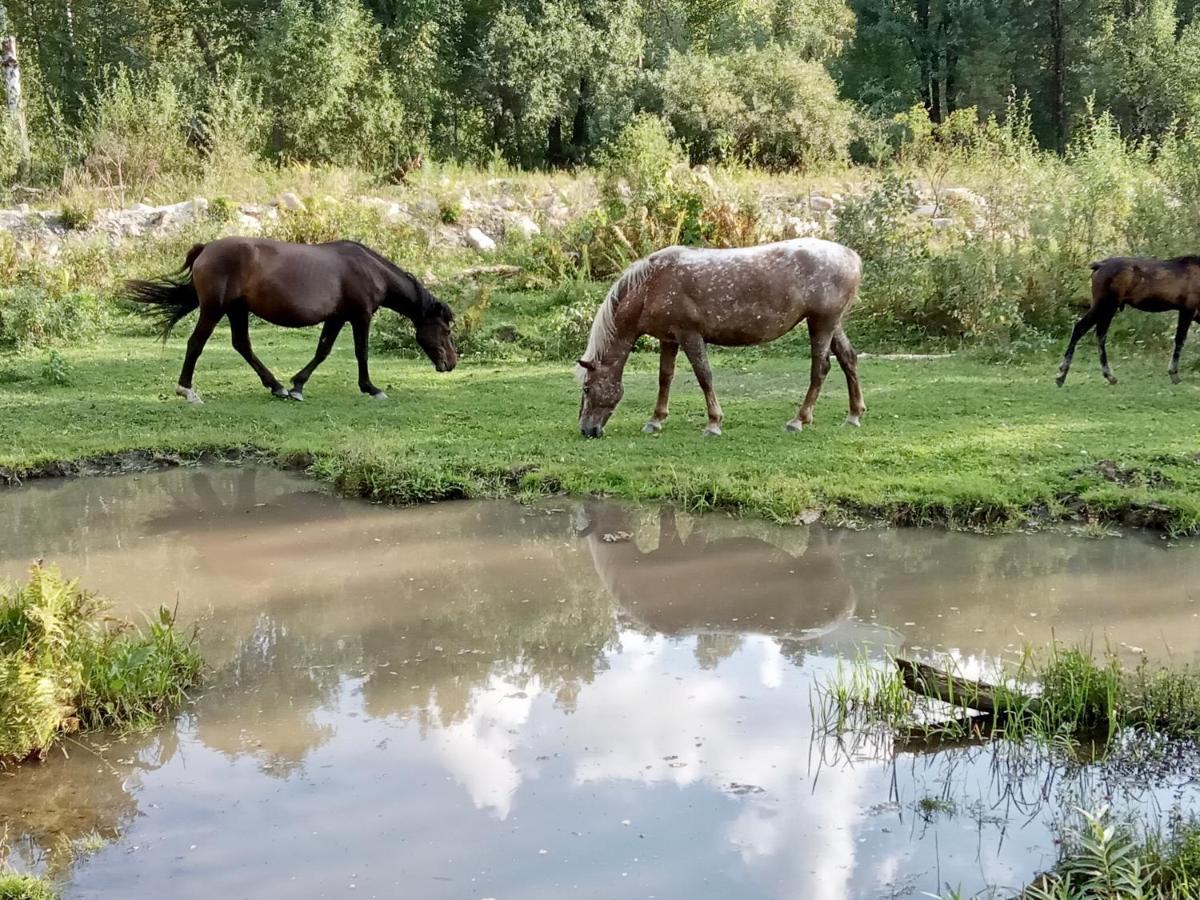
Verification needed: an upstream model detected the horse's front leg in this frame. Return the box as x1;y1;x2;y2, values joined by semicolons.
644;340;679;433
1170;308;1192;384
228;306;288;398
788;317;836;432
290;318;346;400
679;333;723;436
1094;306;1119;385
1057;307;1099;386
351;316;387;399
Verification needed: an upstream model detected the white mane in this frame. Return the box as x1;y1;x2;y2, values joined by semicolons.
575;256;654;381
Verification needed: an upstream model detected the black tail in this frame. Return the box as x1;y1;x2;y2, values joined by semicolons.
125;243;205;341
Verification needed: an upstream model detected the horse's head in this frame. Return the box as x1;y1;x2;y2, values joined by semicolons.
577;358;623;438
415;298;458;373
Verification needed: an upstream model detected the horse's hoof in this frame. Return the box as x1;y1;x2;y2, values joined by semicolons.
271;386;290;399
845;415;861;428
1055;375;1066;387
175;385;203;405
370;391;388;401
1106;376;1119;386
288;389;304;401
702;425;722;437
1171;373;1182;385
643;420;663;434
785;420;803;433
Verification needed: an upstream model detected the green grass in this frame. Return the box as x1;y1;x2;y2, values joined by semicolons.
0;874;56;900
3;325;1200;532
0;564;201;764
816;644;1200;752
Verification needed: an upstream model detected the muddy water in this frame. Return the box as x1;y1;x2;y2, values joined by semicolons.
2;467;1199;899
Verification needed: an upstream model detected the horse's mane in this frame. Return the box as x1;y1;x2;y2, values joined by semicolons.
576;256;654;381
347;241;454;323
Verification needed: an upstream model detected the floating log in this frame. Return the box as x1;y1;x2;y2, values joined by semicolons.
895;658;1042;717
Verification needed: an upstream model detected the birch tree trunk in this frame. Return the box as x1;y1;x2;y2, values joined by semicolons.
2;33;30;179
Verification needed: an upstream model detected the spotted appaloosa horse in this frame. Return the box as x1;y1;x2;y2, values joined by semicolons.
1058;255;1200;387
126;237;457;404
576;238;865;438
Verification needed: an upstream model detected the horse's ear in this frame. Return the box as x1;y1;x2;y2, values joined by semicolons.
577;359;595;371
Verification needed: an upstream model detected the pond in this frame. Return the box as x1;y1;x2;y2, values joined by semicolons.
2;466;1199;899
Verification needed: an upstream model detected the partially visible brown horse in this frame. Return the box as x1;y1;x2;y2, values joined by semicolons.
1057;255;1200;387
576;238;865;438
126;237;457;404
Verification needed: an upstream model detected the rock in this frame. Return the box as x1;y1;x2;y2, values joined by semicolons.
785;217;821;238
691;165;718;192
507;214;540;240
465;227;496;251
931;217;955;230
913;203;938;217
236;213;263;234
358;196;405;223
809;196;835;212
278;192;306;212
943;187;983;206
459;189;476;211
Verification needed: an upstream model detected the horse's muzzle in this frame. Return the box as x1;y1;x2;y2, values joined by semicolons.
580;424;604;439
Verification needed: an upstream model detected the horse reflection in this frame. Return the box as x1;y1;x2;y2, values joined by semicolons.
578;503;855;640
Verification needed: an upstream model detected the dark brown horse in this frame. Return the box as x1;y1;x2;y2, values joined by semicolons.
576;238;865;438
126;237;457;404
1057;255;1200;387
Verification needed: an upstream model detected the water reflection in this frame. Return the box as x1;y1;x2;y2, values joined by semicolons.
1;468;1199;898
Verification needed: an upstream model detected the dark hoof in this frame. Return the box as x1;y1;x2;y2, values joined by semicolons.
271;386;290;399
785;420;803;433
1171;373;1182;385
1055;375;1066;388
370;391;388;401
1106;376;1119;386
288;389;304;401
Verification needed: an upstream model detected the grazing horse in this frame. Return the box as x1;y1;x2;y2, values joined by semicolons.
126;237;457;404
1057;255;1200;387
576;238;865;437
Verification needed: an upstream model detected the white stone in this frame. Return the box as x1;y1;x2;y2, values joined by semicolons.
465;227;496;252
809;196;835;212
913;203;938;217
507;215;541;240
931;217;955;230
278;192;306;212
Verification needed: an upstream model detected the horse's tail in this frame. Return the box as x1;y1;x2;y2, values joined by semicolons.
125;244;205;342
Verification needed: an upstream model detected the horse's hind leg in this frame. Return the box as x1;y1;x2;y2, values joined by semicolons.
351;316;386;399
228;306;287;397
1094;305;1119;385
290;318;346;400
788;316;836;432
1170;308;1192;383
679;333;723;436
176;310;222;405
831;326;865;427
1057;307;1100;386
644;340;679;433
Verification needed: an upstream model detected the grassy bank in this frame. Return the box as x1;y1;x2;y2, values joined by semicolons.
0;564;201;764
3;327;1200;533
0;874;55;900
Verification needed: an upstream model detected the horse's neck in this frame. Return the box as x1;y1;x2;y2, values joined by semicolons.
380;267;418;319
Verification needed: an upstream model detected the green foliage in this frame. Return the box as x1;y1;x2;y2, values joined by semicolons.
254;0;408;168
74;67;198;200
0;873;57;900
660;45;853;168
0;288;109;352
0;564;201;764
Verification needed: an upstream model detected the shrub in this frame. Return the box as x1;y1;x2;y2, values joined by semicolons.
0;288;109;351
597;114;685;209
0;873;56;900
660;45;853;169
0;564;201;763
74;67;198;201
